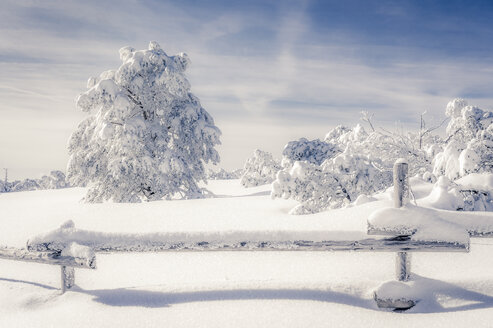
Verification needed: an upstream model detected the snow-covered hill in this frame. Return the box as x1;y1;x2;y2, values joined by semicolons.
1;180;493;327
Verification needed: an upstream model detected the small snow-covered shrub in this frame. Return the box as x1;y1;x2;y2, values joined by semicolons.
433;98;493;179
68;42;221;202
272;161;351;214
240;149;281;187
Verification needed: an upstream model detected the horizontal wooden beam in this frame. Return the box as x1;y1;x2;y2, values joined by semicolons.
0;247;96;269
468;230;493;238
28;235;468;253
368;224;492;240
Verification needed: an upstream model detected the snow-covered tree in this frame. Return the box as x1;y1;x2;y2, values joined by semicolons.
433;99;493;179
38;171;69;189
240;149;281;187
67;42;221;202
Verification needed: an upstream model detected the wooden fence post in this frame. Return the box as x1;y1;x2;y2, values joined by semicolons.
394;159;411;282
61;266;75;294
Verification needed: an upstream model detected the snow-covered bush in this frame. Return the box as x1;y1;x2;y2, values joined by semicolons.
433;98;493;180
240;149;281;187
272;124;432;214
67;42;221;202
282;138;339;166
38;171;69;189
272;161;351;214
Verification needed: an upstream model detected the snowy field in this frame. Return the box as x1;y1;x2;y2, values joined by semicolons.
1;180;493;327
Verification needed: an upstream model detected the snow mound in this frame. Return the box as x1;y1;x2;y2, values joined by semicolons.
420;176;464;210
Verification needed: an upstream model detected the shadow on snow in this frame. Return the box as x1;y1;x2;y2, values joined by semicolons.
3;275;493;313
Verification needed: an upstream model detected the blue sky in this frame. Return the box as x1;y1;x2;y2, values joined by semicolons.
1;0;493;179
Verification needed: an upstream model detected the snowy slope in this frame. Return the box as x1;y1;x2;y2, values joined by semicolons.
1;180;493;327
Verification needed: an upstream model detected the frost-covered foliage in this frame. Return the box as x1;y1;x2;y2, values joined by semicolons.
272;161;352;214
272;124;433;214
1;171;69;193
282;138;339;166
240;149;281;187
38;171;70;189
9;179;39;192
67;42;221;202
207;168;243;180
433;99;493;180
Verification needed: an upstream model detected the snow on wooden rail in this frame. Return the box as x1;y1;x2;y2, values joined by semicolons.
0;246;96;269
26;222;468;253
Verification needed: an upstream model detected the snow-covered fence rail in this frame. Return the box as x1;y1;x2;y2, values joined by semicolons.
0;243;96;293
0;246;95;268
29;234;468;252
27;228;468;253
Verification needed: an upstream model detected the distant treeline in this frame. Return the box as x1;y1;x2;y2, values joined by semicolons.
0;170;69;193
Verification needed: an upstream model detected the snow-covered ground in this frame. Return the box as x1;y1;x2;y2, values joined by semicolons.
1;180;493;327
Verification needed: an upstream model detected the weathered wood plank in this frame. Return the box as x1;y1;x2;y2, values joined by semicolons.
61;266;75;293
369;224;493;239
396;252;411;281
0;247;96;269
27;236;468;253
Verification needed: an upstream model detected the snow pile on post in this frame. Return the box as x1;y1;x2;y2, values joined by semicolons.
60;242;96;269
